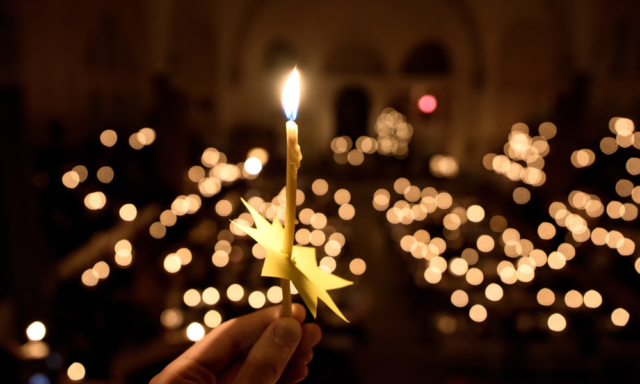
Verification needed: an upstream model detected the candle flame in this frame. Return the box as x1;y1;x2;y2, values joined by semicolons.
282;68;300;121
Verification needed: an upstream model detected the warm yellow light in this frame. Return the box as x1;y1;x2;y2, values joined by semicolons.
72;165;88;182
26;321;46;341
248;291;267;309
312;179;329;195
186;322;205;341
467;205;485;222
67;362;86;381
338;204;356;220
115;239;132;256
81;269;99;286
161;309;182;328
612;308;630;326
349;258;366;275
93;261;110;279
212;251;229;267
466;268;484;285
449;258;468;275
21;340;49;359
548;313;566;332
100;130;117;147
247;147;269;165
451;290;469;307
485;283;504;301
227;284;244;301
320;256;337;272
267;286;283;303
244;157;263;175
119;204;137;221
477;235;495;252
176;248;192;265
184;289;201;307
537;288;555;306
565;290;583;308
62;171;80;189
469;304;487;322
97;166;114;183
584;290;602;308
282;68;300;120
150;222;167;239
202;287;220;305
163;254;181;273
204;310;222;328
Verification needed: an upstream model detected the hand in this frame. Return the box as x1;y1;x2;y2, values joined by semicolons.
151;303;321;384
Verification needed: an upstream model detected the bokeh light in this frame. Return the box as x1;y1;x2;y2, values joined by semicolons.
81;269;99;287
477;235;495;252
548;314;566;332
184;289;201;307
67;362;86;381
97;166;114;183
469;304;487;322
186;322;205;341
227;284;244;301
150;222;167;239
267;286;283;303
466;205;485;222
119;204;137;221
612;308;630;326
349;258;366;275
163;254;181;273
100;130;117;147
513;187;531;204
312;179;329;195
584;290;602;308
565;290;583;308
418;95;437;113
26;322;46;341
161;309;183;329
202;287;220;305
204;310;222;328
216;200;233;216
485;283;504;301
537;288;555;306
244;157;263;175
93;261;110;279
451;290;469;307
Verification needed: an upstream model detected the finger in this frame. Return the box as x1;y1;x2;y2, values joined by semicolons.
150;358;216;384
182;303;306;373
290;350;313;365
231;317;302;384
296;323;321;353
276;364;309;384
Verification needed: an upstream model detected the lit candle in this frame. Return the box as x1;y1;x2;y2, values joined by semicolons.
281;68;302;317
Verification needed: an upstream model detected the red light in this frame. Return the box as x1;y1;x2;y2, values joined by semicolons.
418;95;437;114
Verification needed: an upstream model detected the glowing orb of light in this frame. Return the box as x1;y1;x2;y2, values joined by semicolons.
26;321;46;341
244;157;263;175
186;322;205;341
418;95;437;114
67;363;86;381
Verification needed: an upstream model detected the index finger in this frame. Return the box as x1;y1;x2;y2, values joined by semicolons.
180;303;307;373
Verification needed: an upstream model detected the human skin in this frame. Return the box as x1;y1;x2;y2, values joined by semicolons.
151;303;321;384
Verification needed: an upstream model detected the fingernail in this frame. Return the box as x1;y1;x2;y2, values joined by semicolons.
273;319;300;347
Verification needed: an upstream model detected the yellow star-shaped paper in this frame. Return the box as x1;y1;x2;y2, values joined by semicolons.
234;199;353;322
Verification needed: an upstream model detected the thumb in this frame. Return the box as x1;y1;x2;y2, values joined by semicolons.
232;317;302;384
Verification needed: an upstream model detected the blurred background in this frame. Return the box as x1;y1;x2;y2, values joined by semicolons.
2;0;640;383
